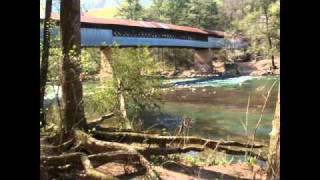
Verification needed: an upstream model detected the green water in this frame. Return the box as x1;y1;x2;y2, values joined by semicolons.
45;75;279;145
143;75;279;144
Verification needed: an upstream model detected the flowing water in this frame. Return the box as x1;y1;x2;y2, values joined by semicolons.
45;75;279;144
142;75;279;145
44;75;279;167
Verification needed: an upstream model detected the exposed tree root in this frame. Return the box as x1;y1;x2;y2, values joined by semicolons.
41;152;82;167
41;130;160;180
40;151;140;167
80;155;118;180
92;126;135;133
137;146;266;161
88;113;114;128
92;131;264;148
41;129;266;179
217;147;266;161
40;153;118;180
74;130;160;180
40;138;74;151
88;151;140;166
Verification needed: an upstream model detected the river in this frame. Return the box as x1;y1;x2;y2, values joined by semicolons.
142;75;279;145
45;75;279;145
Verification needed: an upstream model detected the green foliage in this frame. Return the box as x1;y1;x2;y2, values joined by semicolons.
143;0;189;25
47;47;62;82
110;46;162;123
143;0;166;21
80;48;100;76
182;154;234;167
184;155;201;166
117;0;144;20
185;0;219;29
83;81;117;118
150;155;162;165
216;0;251;30
44;46;100;82
245;156;257;166
41;20;101;82
205;152;234;166
161;0;189;24
232;0;280;58
168;154;181;162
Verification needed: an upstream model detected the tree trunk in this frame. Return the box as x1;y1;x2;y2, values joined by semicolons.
117;79;127;120
117;79;132;129
106;48;131;130
40;0;52;128
266;85;280;180
264;7;276;69
172;49;178;71
60;0;87;133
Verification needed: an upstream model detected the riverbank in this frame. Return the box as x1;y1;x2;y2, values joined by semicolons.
237;58;280;76
45;75;278;144
158;58;280;79
42;74;274;180
154;163;266;180
91;160;266;180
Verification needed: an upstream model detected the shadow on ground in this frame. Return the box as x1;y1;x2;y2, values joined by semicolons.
160;162;250;180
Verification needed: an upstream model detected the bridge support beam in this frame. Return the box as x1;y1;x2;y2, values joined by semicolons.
194;48;213;74
100;47;113;82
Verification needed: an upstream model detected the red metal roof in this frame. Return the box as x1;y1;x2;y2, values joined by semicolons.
49;14;209;35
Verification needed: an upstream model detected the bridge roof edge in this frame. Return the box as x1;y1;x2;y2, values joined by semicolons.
45;13;211;35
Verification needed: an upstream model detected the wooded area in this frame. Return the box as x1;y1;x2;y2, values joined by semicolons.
40;0;280;179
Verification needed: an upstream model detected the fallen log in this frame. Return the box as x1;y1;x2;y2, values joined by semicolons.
92;131;264;148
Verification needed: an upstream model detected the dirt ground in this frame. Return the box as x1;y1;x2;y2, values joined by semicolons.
95;161;266;180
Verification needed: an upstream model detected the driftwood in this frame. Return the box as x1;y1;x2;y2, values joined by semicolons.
92;131;264;148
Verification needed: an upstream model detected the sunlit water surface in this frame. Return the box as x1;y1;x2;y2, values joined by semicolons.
143;75;279;145
45;75;279;166
45;75;279;144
